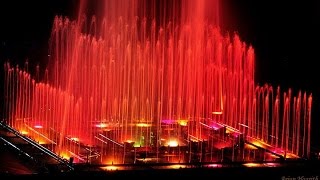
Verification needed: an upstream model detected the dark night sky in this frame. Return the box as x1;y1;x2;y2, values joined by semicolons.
0;0;319;149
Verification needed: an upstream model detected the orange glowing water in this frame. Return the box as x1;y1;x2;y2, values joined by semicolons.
3;0;312;163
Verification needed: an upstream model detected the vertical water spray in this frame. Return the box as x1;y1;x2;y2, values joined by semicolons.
3;0;312;164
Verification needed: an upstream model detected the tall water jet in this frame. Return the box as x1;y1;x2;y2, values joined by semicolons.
3;0;312;164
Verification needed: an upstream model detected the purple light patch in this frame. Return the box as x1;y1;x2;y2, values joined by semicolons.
209;122;222;130
161;119;175;125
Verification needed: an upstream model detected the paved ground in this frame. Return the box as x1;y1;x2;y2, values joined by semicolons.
0;145;35;175
0;125;68;175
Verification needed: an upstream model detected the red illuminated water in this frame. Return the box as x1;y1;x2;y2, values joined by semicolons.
3;0;312;164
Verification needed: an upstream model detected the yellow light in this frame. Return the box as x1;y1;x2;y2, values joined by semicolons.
60;152;70;160
285;153;300;159
38;141;46;144
245;143;258;150
136;123;151;127
95;123;108;128
243;163;262;167
70;137;79;142
34;137;46;145
268;153;280;159
251;139;270;149
178;119;188;126
168;140;178;147
212;111;223;115
251;141;262;147
247;137;272;149
168;164;186;169
225;127;239;134
20;130;28;135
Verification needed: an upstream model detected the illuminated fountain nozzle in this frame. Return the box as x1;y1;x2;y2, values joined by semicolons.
167;140;179;147
20;130;28;135
212;111;223;115
136;123;152;127
34;125;43;129
70;137;79;142
95;123;108;128
126;140;133;143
